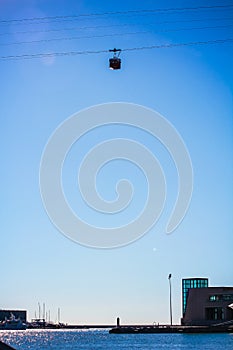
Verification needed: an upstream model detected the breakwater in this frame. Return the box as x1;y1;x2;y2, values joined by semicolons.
109;324;233;334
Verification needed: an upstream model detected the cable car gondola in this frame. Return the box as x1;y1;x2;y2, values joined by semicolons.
109;48;121;70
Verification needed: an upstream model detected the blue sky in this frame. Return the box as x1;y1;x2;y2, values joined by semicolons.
1;0;233;325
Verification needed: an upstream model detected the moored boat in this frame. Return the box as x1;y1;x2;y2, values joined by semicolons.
0;313;26;330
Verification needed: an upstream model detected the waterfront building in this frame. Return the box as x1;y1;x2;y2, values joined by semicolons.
181;279;233;326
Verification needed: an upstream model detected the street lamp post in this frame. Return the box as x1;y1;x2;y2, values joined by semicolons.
168;274;173;326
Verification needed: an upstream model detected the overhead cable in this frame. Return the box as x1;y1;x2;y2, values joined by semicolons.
0;4;232;24
0;38;232;60
1;24;232;46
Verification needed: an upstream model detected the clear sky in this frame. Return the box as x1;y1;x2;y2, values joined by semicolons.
1;0;233;325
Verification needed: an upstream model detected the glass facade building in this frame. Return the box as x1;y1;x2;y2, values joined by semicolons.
182;278;208;316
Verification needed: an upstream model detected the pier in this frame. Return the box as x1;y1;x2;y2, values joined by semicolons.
109;324;233;334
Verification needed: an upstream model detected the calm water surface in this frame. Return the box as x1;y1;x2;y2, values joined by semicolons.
0;329;233;350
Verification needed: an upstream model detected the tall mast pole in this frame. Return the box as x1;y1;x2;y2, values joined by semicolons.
38;302;41;319
168;274;173;326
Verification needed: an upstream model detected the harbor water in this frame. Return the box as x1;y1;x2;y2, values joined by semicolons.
1;329;233;350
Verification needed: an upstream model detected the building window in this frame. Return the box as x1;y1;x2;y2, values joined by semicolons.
209;294;233;302
205;307;224;320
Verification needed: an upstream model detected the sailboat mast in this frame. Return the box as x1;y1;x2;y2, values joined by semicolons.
38;302;41;319
43;303;45;321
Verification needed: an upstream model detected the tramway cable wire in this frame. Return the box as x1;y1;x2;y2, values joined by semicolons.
1;24;232;46
1;38;232;61
0;4;232;24
0;16;232;36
